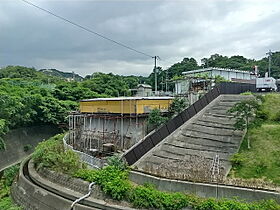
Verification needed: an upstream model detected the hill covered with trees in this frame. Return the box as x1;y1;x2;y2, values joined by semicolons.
1;51;280;149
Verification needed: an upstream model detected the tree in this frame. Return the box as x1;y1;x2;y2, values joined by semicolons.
168;97;188;117
147;109;168;129
227;98;259;149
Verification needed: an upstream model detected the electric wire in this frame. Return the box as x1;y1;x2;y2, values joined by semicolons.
20;0;154;58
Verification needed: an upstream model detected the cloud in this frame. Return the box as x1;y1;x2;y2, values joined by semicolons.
0;0;279;76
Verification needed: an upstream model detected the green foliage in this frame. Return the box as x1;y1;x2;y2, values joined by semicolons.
228;98;259;149
74;166;131;200
107;155;128;171
130;184;189;210
0;138;6;150
260;94;280;121
228;98;259;131
230;153;246;169
32;134;82;175
0;165;22;210
147;108;168;128
230;94;280;185
81;72;137;97
23;144;32;152
240;91;253;95
2;165;20;187
168;97;188;116
0;197;22;210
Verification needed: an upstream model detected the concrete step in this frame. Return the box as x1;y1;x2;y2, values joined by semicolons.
192;121;235;130
196;116;236;125
160;144;232;161
187;124;242;137
170;136;239;149
181;129;241;143
164;140;238;154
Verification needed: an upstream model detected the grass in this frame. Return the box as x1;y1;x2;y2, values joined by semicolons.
229;93;280;185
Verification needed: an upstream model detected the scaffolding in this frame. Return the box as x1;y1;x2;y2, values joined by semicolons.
68;112;146;157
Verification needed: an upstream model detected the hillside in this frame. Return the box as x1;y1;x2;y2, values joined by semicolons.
229;93;280;185
39;68;83;81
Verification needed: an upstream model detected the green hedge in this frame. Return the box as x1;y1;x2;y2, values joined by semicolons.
74;166;280;210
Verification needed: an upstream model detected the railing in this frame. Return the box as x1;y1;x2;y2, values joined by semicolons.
63;133;105;169
122;82;257;165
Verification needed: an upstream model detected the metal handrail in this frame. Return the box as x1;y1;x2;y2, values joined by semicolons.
63;133;104;169
70;182;95;210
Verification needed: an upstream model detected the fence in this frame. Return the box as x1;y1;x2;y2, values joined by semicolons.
63;133;105;169
123;82;257;165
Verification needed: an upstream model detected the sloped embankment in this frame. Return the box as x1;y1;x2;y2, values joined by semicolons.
134;95;252;181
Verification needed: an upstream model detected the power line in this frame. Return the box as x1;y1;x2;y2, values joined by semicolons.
20;0;154;58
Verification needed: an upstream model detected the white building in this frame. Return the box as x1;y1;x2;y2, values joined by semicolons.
182;67;256;81
175;67;256;95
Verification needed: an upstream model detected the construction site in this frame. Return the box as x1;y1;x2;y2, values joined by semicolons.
68;96;173;158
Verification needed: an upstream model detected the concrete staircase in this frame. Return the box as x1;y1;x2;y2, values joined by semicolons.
134;95;252;181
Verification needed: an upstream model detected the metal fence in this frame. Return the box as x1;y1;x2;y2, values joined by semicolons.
123;82;256;165
63;133;105;169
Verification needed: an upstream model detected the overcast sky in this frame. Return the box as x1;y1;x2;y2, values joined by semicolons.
1;0;279;76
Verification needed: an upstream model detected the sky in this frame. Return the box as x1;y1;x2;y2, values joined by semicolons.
1;0;280;77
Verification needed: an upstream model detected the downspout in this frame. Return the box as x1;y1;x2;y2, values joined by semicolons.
70;182;95;210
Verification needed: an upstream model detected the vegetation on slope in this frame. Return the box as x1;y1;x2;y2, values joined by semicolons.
229;94;280;185
0;66;142;149
32;135;280;210
0;165;22;210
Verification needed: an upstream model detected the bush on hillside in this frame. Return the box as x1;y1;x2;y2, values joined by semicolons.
32;134;82;175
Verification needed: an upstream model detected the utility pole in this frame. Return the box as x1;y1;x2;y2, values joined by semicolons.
153;56;159;95
165;68;168;92
266;50;272;77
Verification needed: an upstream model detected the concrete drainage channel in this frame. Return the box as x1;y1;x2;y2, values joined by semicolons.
11;157;133;210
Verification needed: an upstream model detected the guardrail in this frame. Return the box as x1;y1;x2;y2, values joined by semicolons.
123;82;257;165
63;133;105;169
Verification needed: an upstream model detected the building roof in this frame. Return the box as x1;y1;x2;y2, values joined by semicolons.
182;67;251;75
80;96;173;102
137;84;152;88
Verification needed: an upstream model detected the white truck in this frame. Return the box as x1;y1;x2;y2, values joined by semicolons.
256;77;277;92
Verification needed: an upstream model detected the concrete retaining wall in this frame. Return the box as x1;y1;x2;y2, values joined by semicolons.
0;125;60;171
129;170;280;203
11;157;134;210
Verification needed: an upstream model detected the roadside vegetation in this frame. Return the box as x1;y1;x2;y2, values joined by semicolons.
31;134;280;210
229;93;280;185
0;165;22;210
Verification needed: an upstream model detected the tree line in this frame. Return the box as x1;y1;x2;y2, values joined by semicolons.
1;51;280;149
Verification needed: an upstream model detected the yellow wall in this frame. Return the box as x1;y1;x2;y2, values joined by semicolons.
80;99;173;114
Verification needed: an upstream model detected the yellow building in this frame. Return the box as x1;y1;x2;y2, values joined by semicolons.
80;97;173;114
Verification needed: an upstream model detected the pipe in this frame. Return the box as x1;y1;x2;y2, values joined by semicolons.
70;182;95;210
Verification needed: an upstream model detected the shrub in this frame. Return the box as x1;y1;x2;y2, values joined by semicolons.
2;165;20;187
230;153;245;168
148;108;168;128
240;91;252;95
75;166;130;200
23;144;32;152
32;134;81;175
0;197;22;210
107;155;128;171
130;184;189;210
